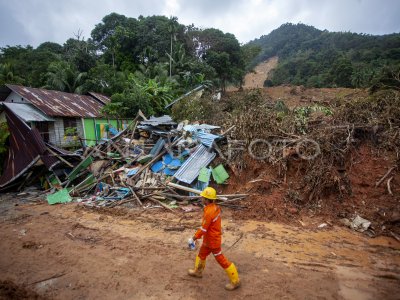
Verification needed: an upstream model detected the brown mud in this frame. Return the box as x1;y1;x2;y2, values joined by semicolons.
0;197;399;300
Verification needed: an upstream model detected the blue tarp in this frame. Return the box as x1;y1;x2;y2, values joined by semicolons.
127;168;139;177
109;127;119;136
151;160;164;173
150;153;183;175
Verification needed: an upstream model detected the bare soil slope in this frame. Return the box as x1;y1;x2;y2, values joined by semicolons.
242;57;278;89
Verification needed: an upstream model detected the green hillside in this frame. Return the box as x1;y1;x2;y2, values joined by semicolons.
248;23;400;89
1;18;400;119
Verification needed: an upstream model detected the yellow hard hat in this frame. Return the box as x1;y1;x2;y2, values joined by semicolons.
200;187;217;200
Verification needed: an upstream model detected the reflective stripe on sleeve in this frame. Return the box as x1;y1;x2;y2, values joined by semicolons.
213;251;222;256
200;227;207;232
212;213;220;222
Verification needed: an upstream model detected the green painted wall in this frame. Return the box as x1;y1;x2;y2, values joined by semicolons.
83;119;95;146
83;118;133;146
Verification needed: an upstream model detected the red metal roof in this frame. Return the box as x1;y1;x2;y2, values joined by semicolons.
6;84;106;118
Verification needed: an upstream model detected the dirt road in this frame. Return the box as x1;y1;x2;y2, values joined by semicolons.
0;196;399;300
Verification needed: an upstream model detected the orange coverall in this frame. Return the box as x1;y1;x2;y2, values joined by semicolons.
194;202;231;269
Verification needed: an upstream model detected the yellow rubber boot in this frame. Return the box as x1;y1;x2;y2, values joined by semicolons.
224;263;240;290
188;256;206;278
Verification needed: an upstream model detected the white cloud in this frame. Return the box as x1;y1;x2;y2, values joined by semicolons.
0;0;399;47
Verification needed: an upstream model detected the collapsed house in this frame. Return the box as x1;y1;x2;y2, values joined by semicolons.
0;105;81;190
0;85;244;208
0;84;135;191
0;84;133;148
50;114;244;208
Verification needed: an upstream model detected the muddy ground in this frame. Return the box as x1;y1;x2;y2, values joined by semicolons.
1;83;399;299
0;194;399;300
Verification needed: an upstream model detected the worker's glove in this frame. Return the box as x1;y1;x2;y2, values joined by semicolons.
188;237;196;250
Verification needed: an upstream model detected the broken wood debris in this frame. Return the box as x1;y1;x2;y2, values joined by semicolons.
32;113;248;211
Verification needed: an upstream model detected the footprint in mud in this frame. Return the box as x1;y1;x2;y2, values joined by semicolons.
7;214;32;224
65;223;102;244
22;241;43;250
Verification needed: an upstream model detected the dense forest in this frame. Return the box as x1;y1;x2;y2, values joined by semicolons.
249;23;400;89
0;13;255;117
1;16;400;118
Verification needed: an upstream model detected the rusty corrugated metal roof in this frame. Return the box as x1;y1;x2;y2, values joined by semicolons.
0;106;61;189
6;84;105;118
88;92;111;105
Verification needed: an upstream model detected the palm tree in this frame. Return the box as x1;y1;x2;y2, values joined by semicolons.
0;63;24;85
167;17;178;78
45;61;87;93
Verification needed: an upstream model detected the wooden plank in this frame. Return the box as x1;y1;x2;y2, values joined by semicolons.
167;182;202;194
148;197;177;214
129;187;143;206
47;148;74;168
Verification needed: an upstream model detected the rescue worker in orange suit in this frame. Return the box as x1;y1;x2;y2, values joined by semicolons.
188;187;240;290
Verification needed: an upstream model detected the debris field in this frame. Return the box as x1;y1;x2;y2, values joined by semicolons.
0;86;399;299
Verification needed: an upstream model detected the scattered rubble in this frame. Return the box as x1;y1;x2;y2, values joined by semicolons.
10;113;247;212
1;87;399;239
340;215;372;233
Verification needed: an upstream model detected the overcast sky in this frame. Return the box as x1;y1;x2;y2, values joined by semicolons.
0;0;399;48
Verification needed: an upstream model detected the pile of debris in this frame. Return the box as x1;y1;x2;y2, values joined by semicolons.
43;114;247;211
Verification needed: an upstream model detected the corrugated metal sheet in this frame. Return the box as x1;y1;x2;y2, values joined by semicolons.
88;92;111;105
173;145;216;184
149;138;166;156
183;124;220;131
182;125;197;133
194;131;220;147
140;115;176;126
2;102;55;122
0;106;60;189
6;84;104;118
183;124;221;147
